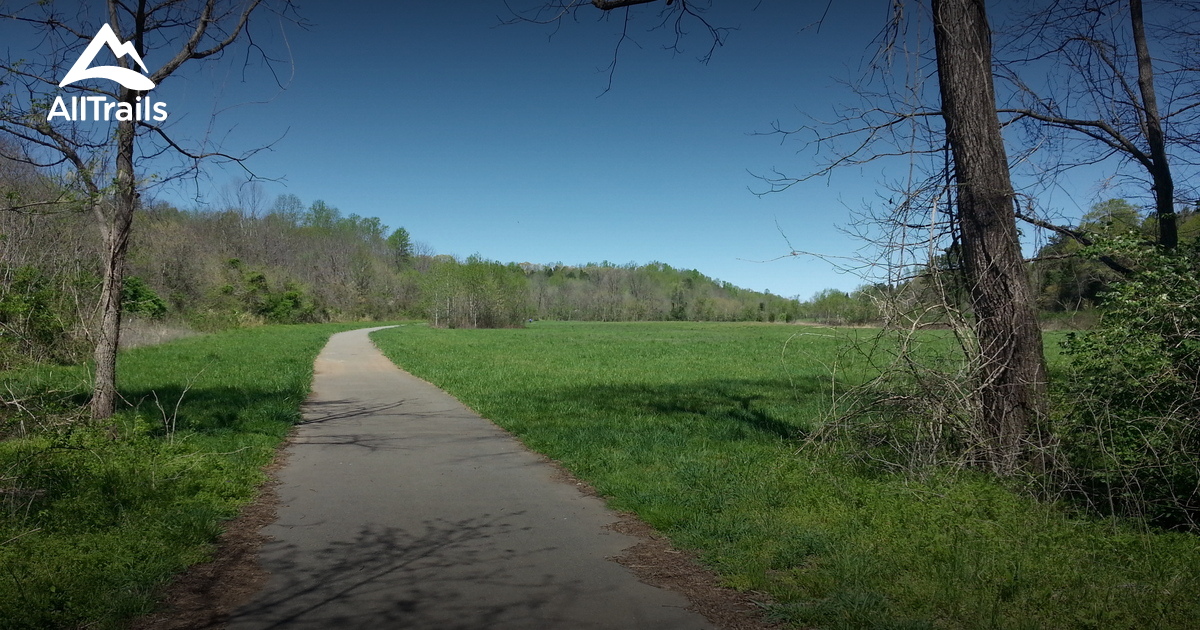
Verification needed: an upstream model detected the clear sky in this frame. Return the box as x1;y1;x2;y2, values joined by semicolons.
11;1;1112;300
138;0;915;300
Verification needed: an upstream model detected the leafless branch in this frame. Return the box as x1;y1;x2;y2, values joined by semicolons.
592;0;665;9
1013;201;1135;275
504;0;729;91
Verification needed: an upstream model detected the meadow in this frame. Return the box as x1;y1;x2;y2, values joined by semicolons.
372;321;1199;629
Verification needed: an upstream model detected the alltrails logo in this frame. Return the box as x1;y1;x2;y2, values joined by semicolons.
46;23;168;122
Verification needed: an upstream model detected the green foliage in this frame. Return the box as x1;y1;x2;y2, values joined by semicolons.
528;261;799;322
423;256;530;328
123;197;411;327
0;266;93;369
1080;198;1142;234
372;322;1200;629
1060;235;1200;527
799;286;882;325
121;276;167;319
1031;200;1142;313
1026;198;1200;316
258;284;318;324
0;323;363;629
15;188;800;333
202;259;321;326
386;227;412;268
301;199;341;231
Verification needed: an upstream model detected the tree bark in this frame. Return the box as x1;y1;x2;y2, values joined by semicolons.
90;95;137;420
932;0;1048;474
1130;0;1177;249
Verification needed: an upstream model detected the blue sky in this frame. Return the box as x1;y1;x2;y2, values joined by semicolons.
9;1;1113;299
142;1;918;299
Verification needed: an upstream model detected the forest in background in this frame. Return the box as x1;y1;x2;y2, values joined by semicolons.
7;152;1200;528
1;153;806;369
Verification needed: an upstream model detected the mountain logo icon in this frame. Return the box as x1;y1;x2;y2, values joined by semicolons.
60;23;155;91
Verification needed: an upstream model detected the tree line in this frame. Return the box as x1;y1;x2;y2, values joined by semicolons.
791;196;1200;329
0;171;804;369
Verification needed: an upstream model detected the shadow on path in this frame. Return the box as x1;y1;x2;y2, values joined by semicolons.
228;327;713;630
229;514;602;629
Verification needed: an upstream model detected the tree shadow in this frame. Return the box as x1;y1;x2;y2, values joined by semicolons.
526;376;838;442
225;514;613;630
298;399;408;425
116;384;301;436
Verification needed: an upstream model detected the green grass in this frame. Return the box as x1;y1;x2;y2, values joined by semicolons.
372;321;1199;629
0;322;365;630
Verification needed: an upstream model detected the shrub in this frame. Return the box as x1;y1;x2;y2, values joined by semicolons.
121;276;168;319
0;265;94;369
200;261;324;327
1059;235;1200;528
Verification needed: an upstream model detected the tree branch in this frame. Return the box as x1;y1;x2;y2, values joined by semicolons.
998;107;1152;170
592;0;668;9
1013;202;1135;275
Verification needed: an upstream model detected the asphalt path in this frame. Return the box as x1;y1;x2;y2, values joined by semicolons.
227;326;713;630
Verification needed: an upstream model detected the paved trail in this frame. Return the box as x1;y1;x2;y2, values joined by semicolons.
228;327;712;630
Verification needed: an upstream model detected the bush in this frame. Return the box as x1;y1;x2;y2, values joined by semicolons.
257;283;319;324
121;276;168;319
200;260;324;327
1059;235;1200;528
0;265;94;369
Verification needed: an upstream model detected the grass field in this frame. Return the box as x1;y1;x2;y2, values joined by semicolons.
0;322;364;630
372;321;1200;629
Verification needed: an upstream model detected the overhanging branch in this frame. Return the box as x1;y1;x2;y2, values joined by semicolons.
592;0;669;9
1013;202;1135;275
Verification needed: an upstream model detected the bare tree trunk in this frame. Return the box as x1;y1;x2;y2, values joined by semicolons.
1130;0;1177;249
932;0;1048;474
90;102;137;420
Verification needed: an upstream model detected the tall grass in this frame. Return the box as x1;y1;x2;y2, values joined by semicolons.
0;323;363;630
373;321;1199;629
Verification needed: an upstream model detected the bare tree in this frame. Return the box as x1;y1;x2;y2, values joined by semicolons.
1;1;298;418
995;0;1200;250
932;0;1047;474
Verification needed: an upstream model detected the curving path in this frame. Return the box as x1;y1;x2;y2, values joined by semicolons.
227;326;713;630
